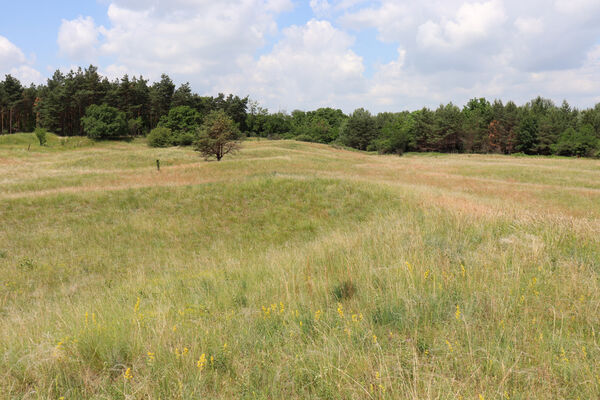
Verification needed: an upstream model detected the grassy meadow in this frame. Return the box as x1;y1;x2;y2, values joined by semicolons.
1;133;599;399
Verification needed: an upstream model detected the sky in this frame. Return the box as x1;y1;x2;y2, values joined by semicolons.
1;0;600;113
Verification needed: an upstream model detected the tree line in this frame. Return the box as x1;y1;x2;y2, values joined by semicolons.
1;65;599;157
0;65;248;138
250;98;600;157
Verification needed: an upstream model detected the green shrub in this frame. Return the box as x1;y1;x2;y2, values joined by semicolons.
157;106;201;146
34;128;47;146
294;134;313;142
147;127;174;148
176;131;197;146
81;104;128;140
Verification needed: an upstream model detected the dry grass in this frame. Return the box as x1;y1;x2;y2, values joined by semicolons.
0;134;599;399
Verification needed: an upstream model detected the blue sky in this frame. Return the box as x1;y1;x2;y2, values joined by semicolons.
2;0;600;113
2;1;109;70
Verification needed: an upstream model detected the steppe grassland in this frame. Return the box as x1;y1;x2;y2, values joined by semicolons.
1;133;599;399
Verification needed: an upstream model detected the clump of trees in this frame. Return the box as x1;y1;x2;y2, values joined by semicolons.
1;65;599;158
155;106;202;145
81;104;128;140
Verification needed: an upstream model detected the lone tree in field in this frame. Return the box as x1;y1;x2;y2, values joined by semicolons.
194;110;241;161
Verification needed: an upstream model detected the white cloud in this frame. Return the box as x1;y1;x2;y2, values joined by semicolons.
514;17;543;35
57;16;101;61
417;0;506;50
0;35;42;84
265;0;294;12
340;2;413;41
10;66;43;85
0;35;26;71
310;0;332;17
216;19;366;111
89;0;291;84
48;0;600;112
555;0;600;15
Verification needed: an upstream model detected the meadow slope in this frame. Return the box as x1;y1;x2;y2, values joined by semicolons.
1;134;599;399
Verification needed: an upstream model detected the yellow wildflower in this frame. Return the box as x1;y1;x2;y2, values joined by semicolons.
314;309;322;321
134;297;140;313
124;367;133;380
262;306;271;318
197;353;207;371
560;347;568;363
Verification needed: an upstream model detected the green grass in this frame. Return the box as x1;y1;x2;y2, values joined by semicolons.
0;132;95;151
1;133;599;399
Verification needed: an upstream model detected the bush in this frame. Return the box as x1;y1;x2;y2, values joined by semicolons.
157;106;201;145
81;104;128;140
176;131;197;146
34;128;47;146
147;127;174;147
294;134;313;142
